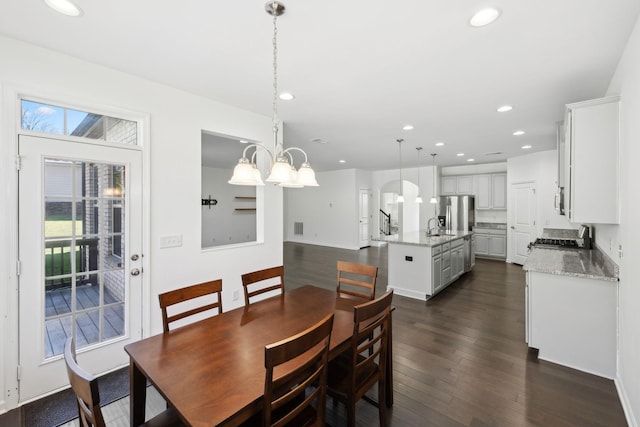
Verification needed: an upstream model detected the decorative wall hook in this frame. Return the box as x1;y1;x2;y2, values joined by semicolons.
202;195;218;209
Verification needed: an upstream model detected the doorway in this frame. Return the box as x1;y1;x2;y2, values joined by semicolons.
359;189;372;248
511;181;537;265
18;135;143;402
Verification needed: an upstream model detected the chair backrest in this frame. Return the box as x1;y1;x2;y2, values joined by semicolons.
263;313;334;427
241;266;285;306
336;261;378;300
64;337;106;427
347;290;393;398
159;279;223;332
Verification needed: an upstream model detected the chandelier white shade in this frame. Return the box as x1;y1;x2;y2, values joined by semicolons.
229;1;318;188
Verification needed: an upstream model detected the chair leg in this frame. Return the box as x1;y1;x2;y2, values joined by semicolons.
347;400;356;427
378;379;387;427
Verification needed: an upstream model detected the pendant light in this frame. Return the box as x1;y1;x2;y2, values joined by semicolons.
396;139;404;203
229;2;318;187
415;147;423;203
430;153;438;204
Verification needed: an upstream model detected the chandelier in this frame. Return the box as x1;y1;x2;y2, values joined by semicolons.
228;1;318;187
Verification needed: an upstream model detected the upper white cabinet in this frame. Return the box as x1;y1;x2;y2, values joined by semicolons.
477;173;506;210
442;173;506;209
441;175;474;195
441;176;458;195
564;96;620;224
456;175;474;194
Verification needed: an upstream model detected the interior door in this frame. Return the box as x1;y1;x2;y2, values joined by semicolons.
359;189;371;248
18;134;143;402
511;182;537;265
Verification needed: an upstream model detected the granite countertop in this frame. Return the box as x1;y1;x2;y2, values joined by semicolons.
523;246;618;282
473;222;507;230
375;230;473;247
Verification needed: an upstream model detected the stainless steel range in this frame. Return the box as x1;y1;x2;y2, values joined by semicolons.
532;237;580;249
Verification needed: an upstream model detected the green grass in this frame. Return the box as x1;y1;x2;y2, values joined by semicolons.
44;220;83;282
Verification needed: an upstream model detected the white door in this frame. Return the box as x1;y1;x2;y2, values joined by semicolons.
18;135;143;402
511;182;537;265
359;189;371;248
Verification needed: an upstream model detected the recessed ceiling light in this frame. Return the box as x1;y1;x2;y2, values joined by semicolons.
44;0;83;17
467;158;475;162
522;145;532;150
497;105;513;112
239;139;249;144
470;8;501;27
402;125;414;131
339;160;346;163
279;92;295;101
513;130;525;136
457;153;465;157
435;142;445;147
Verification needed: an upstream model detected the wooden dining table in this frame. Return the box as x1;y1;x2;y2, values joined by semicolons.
125;285;394;427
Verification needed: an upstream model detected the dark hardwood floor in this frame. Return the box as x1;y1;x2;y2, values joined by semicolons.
2;242;626;427
284;242;627;427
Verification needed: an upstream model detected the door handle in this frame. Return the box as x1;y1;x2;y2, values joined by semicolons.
130;268;141;276
511;226;515;230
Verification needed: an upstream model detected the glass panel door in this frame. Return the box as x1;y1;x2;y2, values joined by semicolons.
18;135;143;402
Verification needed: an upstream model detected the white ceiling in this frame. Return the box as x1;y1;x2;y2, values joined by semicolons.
1;0;639;171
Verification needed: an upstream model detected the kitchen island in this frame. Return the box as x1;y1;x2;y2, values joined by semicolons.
523;245;618;378
378;231;474;300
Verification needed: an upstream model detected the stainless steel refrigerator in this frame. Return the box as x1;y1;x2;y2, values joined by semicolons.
436;195;475;232
437;195;475;272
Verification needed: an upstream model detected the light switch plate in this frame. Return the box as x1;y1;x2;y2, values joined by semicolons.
160;235;182;248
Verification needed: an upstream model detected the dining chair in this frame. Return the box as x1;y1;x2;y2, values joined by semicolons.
327;290;394;427
263;312;334;427
63;337;184;427
336;260;378;300
158;279;223;332
241;266;285;305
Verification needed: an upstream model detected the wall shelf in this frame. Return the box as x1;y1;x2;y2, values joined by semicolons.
234;196;256;200
235;208;256;211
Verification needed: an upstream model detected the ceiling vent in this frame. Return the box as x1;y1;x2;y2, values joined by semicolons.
483;151;502;156
310;138;327;144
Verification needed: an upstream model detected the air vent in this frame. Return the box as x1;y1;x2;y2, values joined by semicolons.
483;151;503;156
310;138;327;144
294;222;304;235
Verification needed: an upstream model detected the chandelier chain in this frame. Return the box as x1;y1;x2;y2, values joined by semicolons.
272;11;279;132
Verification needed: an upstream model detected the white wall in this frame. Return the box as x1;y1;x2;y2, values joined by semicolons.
284;169;361;250
0;35;283;410
201;167;257;247
597;13;640;427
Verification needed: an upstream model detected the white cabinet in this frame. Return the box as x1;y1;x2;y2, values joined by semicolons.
477;173;506;210
441;176;457;195
456;176;474;194
387;236;472;300
488;233;506;257
473;228;506;259
475;233;489;255
527;271;616;379
564;96;620;224
441;175;474;195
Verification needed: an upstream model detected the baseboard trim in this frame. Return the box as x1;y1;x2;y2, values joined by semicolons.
615;375;638;427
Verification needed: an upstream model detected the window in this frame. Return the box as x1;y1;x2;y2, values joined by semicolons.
21;99;137;145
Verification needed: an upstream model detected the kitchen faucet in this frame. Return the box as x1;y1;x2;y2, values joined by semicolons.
427;217;440;236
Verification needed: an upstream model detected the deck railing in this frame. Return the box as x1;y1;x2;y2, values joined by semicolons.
45;238;99;290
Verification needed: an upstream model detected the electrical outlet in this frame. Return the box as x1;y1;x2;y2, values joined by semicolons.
618;244;623;259
159;235;183;248
233;290;239;301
